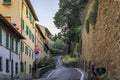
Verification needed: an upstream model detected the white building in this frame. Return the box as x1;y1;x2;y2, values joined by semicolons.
0;14;24;80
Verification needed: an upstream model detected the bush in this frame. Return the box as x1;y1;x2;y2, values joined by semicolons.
62;55;78;67
37;57;56;68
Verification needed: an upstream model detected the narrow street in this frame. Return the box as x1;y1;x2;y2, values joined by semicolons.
33;56;85;80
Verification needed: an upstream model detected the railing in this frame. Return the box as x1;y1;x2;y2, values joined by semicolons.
32;65;55;78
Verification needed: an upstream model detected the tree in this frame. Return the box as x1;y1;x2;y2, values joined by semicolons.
54;0;88;54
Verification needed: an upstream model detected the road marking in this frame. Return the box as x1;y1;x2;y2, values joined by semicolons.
47;70;55;78
75;68;84;80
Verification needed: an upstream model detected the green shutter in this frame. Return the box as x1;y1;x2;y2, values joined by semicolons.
29;64;32;73
32;34;34;42
20;61;24;72
6;32;9;48
29;30;31;39
26;25;29;35
26;7;28;17
32;51;34;59
0;29;2;45
16;40;18;54
3;0;11;3
11;37;14;51
25;46;28;55
29;49;31;57
22;42;24;52
21;20;24;30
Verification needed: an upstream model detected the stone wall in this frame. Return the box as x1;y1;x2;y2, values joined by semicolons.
81;0;120;79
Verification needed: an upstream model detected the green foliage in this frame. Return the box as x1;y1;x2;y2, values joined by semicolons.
54;0;88;44
100;76;109;80
88;0;98;25
50;48;63;54
62;55;77;67
86;19;90;33
37;57;56;68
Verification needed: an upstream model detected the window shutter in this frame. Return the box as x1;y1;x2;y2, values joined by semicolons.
6;32;9;48
16;40;18;54
29;49;31;57
11;37;14;51
32;51;33;59
22;20;24;30
22;42;24;52
26;7;28;17
29;30;31;39
26;25;29;35
3;0;11;3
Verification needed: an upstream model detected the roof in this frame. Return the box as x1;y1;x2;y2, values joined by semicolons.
36;24;46;39
25;0;39;21
0;14;25;39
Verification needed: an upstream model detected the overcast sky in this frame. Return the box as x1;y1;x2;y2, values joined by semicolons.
31;0;61;35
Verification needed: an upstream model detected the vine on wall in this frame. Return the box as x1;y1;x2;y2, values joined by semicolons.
86;0;98;33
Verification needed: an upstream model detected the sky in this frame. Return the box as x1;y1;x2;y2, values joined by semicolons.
31;0;61;35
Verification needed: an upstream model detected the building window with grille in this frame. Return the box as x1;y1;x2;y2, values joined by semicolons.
20;61;24;72
0;57;2;71
6;59;9;73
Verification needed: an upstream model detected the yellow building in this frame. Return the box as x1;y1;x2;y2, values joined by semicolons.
35;24;45;59
0;0;39;78
39;25;52;56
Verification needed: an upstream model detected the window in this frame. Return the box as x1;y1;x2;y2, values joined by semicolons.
6;32;9;48
16;40;18;54
25;46;28;55
20;61;24;72
29;49;31;57
32;34;34;42
11;37;14;51
3;0;11;4
29;12;32;22
21;19;24;30
29;30;31;39
6;59;9;73
15;62;18;74
0;29;2;45
22;42;24;52
29;64;32;73
0;57;2;71
26;7;28;17
26;25;29;35
32;51;34;59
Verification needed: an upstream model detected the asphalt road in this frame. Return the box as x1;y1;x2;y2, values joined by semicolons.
33;55;84;80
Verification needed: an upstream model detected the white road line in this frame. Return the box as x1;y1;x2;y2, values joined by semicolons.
47;70;55;78
75;68;84;80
